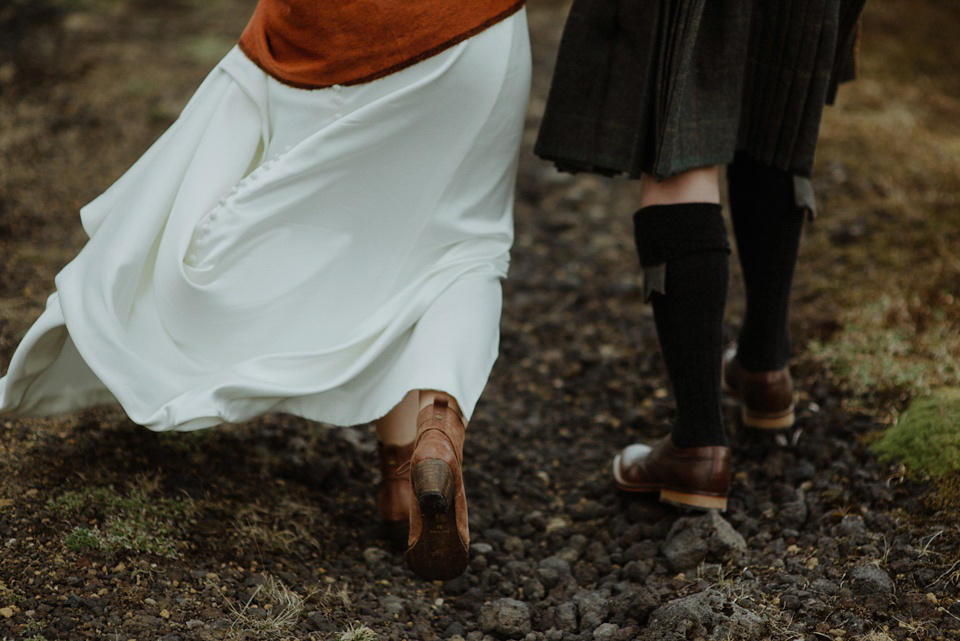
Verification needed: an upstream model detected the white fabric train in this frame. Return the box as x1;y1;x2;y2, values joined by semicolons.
0;11;531;430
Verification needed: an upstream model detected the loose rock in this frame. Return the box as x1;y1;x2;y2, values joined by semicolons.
553;602;578;633
662;512;747;571
645;590;764;641
849;564;895;596
538;556;573;589
479;598;532;638
592;622;618;641
574;590;610;633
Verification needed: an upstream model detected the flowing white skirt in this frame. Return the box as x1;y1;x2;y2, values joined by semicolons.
0;11;531;431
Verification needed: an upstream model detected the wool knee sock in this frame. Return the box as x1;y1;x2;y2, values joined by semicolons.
633;203;730;448
727;152;806;372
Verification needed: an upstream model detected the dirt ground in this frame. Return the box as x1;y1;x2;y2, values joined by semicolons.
1;1;959;640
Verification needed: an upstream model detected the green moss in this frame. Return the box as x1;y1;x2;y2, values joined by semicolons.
64;526;103;552
47;482;196;558
872;389;960;479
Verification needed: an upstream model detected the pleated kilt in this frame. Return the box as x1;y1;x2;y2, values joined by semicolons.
535;0;865;180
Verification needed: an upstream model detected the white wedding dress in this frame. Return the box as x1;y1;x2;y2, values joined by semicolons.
0;11;531;431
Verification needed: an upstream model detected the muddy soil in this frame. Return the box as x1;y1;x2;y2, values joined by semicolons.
1;1;959;640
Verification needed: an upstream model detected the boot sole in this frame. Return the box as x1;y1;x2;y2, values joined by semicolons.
741;405;795;430
659;489;728;511
406;459;468;581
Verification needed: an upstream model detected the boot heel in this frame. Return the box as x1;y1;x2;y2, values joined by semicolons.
412;459;454;515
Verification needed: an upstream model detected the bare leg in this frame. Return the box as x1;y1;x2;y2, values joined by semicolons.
375;390;418;445
639;166;720;207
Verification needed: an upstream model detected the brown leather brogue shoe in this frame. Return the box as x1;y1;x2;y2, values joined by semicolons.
613;437;731;511
378;441;414;526
722;345;795;429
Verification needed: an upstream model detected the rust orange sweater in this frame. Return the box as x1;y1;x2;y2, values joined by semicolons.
238;0;525;89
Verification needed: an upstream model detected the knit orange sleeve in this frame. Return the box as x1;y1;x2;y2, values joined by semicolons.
238;0;525;89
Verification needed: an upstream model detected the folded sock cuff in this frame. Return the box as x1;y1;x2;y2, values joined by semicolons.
633;202;730;267
728;152;817;219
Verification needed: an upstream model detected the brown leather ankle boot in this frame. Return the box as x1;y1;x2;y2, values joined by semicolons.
378;441;414;527
722;345;795;429
405;398;469;581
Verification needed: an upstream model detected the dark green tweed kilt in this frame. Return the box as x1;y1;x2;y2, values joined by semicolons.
534;0;866;179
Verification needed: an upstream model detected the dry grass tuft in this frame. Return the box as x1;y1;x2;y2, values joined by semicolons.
338;623;378;641
233;497;324;557
225;574;308;637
